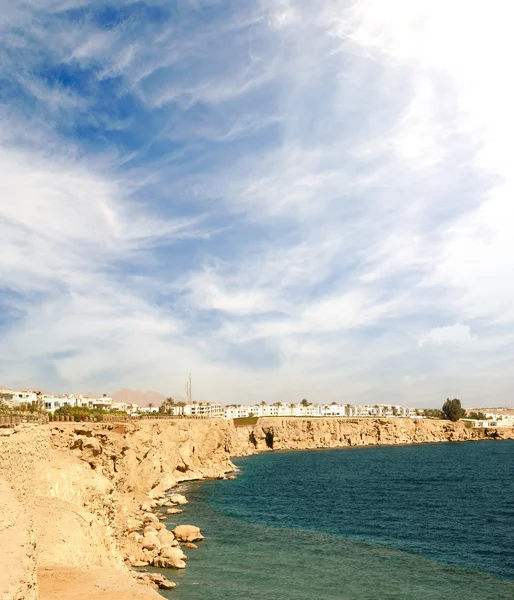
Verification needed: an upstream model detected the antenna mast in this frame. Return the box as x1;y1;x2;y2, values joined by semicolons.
186;373;192;404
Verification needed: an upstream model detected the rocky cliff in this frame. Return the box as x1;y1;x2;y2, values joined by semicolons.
1;417;513;600
249;417;513;450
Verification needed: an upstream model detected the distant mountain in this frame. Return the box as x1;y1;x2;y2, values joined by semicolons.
111;389;167;407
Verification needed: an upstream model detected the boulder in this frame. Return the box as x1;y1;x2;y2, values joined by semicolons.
154;546;187;569
142;512;160;526
153;556;186;569
157;529;176;546
184;542;198;549
130;572;157;590
144;525;157;535
131;572;176;590
141;532;160;551
172;524;204;542
166;508;183;515
147;573;176;589
169;493;188;505
160;545;187;561
131;560;149;567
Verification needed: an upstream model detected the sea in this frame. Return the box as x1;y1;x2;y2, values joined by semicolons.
155;440;514;599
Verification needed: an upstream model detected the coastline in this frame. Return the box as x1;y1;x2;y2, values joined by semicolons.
1;418;513;599
150;441;514;599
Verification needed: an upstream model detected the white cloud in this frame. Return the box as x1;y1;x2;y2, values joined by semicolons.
427;185;514;323
418;324;475;347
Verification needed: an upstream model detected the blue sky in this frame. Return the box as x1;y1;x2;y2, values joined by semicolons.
1;0;514;407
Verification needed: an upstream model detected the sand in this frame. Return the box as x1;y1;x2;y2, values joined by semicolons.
38;567;160;600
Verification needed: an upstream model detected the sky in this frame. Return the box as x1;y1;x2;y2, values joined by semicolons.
1;0;514;407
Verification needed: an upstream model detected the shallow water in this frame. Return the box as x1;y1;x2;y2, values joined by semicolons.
157;440;514;599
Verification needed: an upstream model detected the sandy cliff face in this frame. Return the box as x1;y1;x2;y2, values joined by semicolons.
36;420;253;578
0;425;48;600
248;417;514;450
1;417;513;600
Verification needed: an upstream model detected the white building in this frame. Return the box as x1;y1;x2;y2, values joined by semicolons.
1;389;42;408
139;406;159;414
221;402;421;420
223;405;251;419
485;413;514;427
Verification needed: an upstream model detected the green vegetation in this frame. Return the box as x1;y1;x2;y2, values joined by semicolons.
159;397;186;414
301;399;309;407
423;408;444;419
442;398;466;422
53;405;127;422
468;411;487;420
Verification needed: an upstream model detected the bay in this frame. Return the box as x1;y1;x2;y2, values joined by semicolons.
157;440;514;599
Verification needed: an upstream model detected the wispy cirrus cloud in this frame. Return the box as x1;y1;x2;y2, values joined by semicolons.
1;0;514;405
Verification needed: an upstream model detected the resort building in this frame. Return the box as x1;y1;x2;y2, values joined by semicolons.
183;402;223;418
221;402;422;420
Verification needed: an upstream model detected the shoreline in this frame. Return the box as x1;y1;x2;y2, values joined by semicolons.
1;418;513;599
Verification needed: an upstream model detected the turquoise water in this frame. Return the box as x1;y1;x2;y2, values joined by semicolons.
157;441;514;599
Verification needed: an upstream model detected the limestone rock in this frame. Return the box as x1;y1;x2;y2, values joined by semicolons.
166;507;183;514
131;571;176;590
141;532;160;551
131;560;149;567
143;525;157;535
172;524;204;542
157;528;176;546
142;512;160;526
160;545;187;560
184;542;198;549
147;573;176;589
153;547;187;569
169;493;188;505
